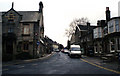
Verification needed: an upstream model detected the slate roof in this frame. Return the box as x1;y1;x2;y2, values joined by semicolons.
1;10;41;22
77;25;88;30
77;24;96;31
18;11;41;22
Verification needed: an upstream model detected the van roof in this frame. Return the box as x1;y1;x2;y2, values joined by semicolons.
71;45;80;48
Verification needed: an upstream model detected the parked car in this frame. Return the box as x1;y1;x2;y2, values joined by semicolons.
68;45;81;58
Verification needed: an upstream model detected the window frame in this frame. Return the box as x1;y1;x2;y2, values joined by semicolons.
22;24;30;36
115;19;119;32
110;39;115;52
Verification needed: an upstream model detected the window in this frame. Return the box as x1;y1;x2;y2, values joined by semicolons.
23;25;30;35
115;19;119;32
98;27;102;38
103;26;108;35
117;38;120;50
23;42;29;52
8;27;13;33
94;46;98;53
108;21;114;33
87;37;90;41
110;39;115;52
94;28;98;38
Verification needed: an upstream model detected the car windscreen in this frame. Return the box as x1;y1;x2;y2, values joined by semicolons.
71;47;80;51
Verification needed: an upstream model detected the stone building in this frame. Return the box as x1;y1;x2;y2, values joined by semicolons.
93;20;106;56
93;7;120;58
70;23;96;55
2;2;45;60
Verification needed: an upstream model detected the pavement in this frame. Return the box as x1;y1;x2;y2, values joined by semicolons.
81;55;120;73
2;52;55;66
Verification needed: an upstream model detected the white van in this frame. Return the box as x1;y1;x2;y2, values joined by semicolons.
68;45;81;58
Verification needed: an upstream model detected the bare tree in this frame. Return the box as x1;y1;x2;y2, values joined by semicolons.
65;17;89;40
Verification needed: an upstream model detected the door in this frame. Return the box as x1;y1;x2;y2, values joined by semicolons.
6;40;13;54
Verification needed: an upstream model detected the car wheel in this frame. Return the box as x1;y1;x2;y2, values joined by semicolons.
69;55;72;58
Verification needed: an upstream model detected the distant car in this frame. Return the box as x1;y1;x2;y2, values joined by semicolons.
54;49;60;52
63;49;69;54
68;45;81;58
61;49;64;52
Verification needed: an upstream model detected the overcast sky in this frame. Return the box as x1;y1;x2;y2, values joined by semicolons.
0;0;120;46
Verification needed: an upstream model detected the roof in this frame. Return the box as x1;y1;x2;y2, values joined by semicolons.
77;25;88;30
18;11;41;22
109;16;120;20
77;24;96;31
1;9;41;22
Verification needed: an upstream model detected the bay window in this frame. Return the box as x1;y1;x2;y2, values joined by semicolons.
108;20;114;33
115;19;119;32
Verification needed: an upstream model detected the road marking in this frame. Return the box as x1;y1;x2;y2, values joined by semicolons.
94;62;101;65
3;69;9;71
81;59;120;74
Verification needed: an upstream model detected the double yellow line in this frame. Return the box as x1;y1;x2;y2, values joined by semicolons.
81;59;120;74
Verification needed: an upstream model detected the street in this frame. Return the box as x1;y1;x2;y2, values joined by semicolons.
2;52;119;75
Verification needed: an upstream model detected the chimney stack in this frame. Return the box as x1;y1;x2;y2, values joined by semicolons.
105;7;111;22
39;1;44;13
87;22;90;30
87;22;90;26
